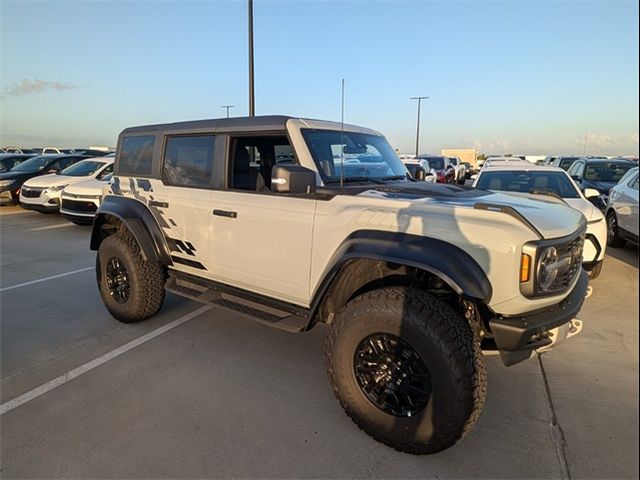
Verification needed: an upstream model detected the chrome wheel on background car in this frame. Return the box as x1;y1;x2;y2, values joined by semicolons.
606;212;626;247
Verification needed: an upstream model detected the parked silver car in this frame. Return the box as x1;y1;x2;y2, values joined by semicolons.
605;167;638;247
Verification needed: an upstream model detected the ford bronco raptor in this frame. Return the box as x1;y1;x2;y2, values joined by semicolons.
91;116;589;454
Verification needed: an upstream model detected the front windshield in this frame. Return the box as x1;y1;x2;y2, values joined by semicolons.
476;170;580;198
418;156;445;170
301;129;407;182
9;155;52;172
61;160;105;177
584;163;633;182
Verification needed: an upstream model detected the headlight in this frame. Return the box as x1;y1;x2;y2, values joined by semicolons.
47;184;69;192
0;180;14;187
520;229;585;298
538;246;559;291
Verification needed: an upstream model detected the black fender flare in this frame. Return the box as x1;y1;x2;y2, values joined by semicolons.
90;195;172;265
310;230;492;315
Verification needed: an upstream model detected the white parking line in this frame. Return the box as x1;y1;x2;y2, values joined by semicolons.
0;305;212;416
0;267;94;293
28;223;75;232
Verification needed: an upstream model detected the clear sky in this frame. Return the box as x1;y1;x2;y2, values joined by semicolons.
1;0;638;155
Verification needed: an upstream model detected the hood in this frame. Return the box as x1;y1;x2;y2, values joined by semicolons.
564;197;597;221
352;182;586;239
23;174;87;189
0;170;37;182
582;179;617;194
62;178;108;195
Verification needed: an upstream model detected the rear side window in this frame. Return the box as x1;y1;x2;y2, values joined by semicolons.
162;135;216;188
119;135;155;176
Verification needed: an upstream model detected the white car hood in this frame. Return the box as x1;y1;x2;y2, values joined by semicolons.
23;174;90;189
564;197;599;221
62;178;108;196
359;185;586;239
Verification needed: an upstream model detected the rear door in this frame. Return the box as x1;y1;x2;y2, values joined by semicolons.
617;174;639;237
158;134;217;273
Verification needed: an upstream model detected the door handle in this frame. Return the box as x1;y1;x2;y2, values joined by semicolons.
149;200;169;208
213;209;237;218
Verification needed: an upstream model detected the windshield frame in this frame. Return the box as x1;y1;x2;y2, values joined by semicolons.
301;128;408;184
60;160;107;177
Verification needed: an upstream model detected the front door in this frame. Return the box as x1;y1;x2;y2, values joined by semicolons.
207;136;316;307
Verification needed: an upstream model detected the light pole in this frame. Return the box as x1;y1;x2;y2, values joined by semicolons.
221;105;235;118
410;96;429;157
248;0;255;117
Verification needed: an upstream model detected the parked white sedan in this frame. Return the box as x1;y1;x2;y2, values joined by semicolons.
19;157;113;213
473;164;607;279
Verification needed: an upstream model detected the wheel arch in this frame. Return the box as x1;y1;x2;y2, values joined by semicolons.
309;230;492;326
90;195;172;265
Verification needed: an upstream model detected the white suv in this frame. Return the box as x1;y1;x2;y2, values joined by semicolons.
20;158;113;212
91;116;589;455
473;164;607;279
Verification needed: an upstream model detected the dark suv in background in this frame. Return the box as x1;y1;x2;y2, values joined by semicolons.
0;154;36;173
567;158;636;210
0;154;91;205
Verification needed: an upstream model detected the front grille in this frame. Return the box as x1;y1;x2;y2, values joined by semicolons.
61;199;97;213
21;187;43;198
548;234;584;292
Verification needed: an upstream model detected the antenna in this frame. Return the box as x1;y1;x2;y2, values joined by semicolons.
583;129;589;155
340;78;345;190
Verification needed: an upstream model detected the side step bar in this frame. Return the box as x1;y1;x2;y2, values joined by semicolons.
165;271;310;333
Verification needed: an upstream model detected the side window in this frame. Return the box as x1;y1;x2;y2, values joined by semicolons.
630;175;639;191
162;135;215;188
229;135;295;192
97;164;114;180
119;135;155;176
569;162;584;177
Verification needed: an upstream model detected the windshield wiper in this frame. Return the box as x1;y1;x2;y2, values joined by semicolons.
327;176;384;185
381;175;408;181
528;188;563;200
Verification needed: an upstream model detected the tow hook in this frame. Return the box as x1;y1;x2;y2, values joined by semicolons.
536;318;583;353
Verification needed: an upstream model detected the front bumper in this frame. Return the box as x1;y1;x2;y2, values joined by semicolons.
0;187;18;204
489;269;589;366
20;200;60;212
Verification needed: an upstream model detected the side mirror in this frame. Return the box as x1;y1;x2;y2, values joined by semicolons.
413;166;426;181
271;164;316;194
583;188;600;199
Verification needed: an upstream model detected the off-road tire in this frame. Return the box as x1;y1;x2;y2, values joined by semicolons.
326;286;487;455
586;261;603;280
97;229;166;323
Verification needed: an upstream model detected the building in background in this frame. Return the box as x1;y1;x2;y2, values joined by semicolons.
441;149;478;167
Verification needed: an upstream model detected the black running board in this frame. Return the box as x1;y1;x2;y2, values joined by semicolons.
165;270;310;333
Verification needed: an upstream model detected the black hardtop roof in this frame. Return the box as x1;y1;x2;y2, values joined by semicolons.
121;115;300;135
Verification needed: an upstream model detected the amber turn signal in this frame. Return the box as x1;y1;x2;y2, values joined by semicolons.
520;254;531;283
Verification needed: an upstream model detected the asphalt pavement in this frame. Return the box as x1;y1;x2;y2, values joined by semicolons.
1;205;638;479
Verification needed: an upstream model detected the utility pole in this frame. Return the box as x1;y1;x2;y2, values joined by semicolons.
248;0;255;117
221;105;235;118
410;96;429;157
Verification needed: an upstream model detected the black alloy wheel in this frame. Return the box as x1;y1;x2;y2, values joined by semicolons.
105;256;130;303
353;333;432;417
